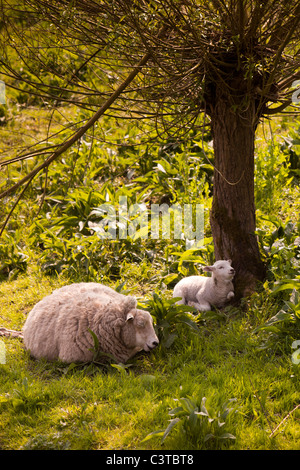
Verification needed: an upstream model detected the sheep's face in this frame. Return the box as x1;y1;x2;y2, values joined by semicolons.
123;309;159;353
204;260;235;280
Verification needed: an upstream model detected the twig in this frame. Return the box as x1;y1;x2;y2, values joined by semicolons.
35;165;49;219
269;404;300;438
0;50;151;200
0;25;168;235
0;327;23;339
0;173;36;237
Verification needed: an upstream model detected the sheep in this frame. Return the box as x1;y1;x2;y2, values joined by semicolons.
22;282;159;363
173;260;235;311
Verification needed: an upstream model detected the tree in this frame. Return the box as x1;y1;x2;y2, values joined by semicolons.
0;0;299;298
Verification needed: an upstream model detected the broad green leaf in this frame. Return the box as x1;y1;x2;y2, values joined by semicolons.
169;406;185;416
88;329;99;350
140;430;165;444
161;418;180;443
219;432;236;440
204;433;214;442
164;332;178;349
179;397;197;413
272;279;300;294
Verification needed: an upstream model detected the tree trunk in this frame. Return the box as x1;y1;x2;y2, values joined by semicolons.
209;89;266;299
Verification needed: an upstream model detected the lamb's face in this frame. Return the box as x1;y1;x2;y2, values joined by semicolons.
204;260;235;280
123;309;159;353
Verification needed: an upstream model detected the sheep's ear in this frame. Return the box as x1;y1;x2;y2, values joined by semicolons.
123;297;137;313
203;266;214;272
227;259;232;265
126;312;134;322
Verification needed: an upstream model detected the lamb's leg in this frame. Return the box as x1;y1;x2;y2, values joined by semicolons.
187;300;211;312
227;291;234;300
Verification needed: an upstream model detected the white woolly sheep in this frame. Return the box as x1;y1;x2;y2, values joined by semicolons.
173;260;235;311
23;283;159;363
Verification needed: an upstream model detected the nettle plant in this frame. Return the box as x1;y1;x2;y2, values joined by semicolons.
140;293;199;349
143;396;238;449
255;283;300;354
256;217;300;281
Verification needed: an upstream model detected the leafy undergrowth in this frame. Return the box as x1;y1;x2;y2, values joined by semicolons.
0;101;300;450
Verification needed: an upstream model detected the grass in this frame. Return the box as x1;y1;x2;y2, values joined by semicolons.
1;268;300;450
0;100;300;450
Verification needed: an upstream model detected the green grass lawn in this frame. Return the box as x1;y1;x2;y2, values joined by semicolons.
0;101;299;450
0;267;299;450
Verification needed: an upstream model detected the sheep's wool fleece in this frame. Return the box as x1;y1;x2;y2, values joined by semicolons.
23;283;152;363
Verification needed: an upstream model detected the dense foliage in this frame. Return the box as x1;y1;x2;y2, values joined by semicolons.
0;97;299;449
0;0;299;451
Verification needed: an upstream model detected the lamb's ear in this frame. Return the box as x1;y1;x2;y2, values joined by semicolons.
203;266;214;272
126;312;134;322
227;259;232;265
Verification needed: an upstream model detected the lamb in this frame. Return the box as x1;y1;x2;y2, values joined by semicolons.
22;283;159;363
173;260;235;311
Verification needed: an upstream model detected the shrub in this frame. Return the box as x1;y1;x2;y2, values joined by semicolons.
255;282;300;354
142;395;238;449
140;293;199;348
0;231;28;280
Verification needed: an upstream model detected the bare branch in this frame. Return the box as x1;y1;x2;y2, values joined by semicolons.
0;24;167;205
263;100;293;115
